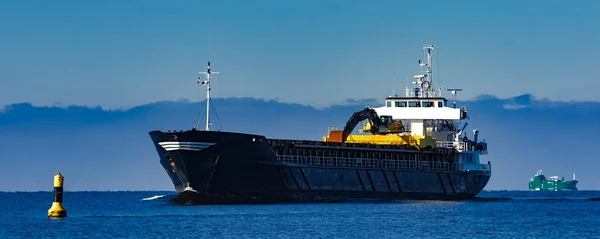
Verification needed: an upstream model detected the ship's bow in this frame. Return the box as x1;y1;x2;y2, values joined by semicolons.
148;129;275;204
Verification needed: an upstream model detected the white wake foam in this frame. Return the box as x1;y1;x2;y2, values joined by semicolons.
141;195;166;201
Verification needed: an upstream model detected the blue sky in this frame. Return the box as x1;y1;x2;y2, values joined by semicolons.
1;0;599;109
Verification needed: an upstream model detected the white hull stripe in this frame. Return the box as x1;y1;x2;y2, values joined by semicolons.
158;141;216;151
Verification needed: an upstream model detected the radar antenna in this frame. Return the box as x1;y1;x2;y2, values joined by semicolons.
447;88;462;108
198;61;219;131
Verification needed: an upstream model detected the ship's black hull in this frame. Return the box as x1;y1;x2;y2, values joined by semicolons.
149;130;491;205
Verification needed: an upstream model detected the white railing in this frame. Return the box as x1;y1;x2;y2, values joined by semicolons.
436;141;455;149
435;141;471;150
436;141;488;154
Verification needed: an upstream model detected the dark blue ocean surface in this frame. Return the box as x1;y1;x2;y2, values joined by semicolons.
2;191;599;238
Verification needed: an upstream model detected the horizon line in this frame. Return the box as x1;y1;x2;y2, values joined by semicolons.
2;189;597;193
3;93;600;112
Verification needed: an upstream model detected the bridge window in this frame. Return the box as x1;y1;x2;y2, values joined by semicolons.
422;101;434;107
408;101;420;107
386;101;392;107
438;101;443;107
395;101;407;107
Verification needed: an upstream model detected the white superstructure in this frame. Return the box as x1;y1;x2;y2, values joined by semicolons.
373;44;489;172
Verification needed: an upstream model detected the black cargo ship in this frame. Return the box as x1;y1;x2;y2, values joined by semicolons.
149;45;491;204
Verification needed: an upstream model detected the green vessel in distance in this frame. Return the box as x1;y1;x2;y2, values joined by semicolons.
529;170;578;191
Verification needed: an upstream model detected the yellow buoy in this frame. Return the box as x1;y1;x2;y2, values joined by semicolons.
48;173;67;218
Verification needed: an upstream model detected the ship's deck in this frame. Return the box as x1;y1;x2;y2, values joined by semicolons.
267;138;454;154
266;138;464;172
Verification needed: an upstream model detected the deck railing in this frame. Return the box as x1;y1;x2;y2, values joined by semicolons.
275;155;473;172
436;141;488;153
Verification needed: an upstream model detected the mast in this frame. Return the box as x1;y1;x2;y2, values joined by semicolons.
410;44;436;98
198;61;219;131
424;44;434;94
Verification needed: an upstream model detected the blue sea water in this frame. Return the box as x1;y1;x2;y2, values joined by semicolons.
2;191;599;238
